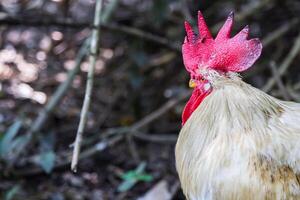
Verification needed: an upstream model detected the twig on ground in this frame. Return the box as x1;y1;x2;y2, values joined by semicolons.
106;23;180;52
132;131;177;143
142;52;177;72
262;18;300;46
286;86;300;102
71;0;103;172
293;82;300;91
82;90;190;147
76;135;123;162
211;0;273;33
88;90;189;143
130;91;190;131
126;134;141;164
268;61;291;100
101;0;118;23
244;19;299;79
263;32;300;92
234;0;272;22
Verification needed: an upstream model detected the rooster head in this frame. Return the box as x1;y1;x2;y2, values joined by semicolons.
181;11;262;125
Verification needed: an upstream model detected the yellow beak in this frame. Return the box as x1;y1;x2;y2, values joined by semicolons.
189;79;197;88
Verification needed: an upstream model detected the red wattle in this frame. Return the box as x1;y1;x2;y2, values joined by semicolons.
182;88;210;125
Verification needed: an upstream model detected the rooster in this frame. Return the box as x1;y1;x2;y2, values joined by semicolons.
175;11;300;200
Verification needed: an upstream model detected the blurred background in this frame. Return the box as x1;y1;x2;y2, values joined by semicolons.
0;0;300;199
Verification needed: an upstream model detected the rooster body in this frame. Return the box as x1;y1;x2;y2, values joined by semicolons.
176;11;300;200
176;74;300;200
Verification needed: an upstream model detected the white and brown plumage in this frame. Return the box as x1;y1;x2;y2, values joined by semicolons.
175;11;300;200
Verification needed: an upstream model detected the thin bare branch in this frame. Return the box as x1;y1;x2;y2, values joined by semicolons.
130;91;190;131
263;32;300;92
262;18;299;46
71;0;103;172
132;131;177;143
211;0;273;33
268;61;291;100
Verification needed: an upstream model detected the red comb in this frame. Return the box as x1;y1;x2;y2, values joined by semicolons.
182;11;262;75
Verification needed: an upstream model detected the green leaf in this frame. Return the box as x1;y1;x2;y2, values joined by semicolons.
117;178;138;192
5;185;20;200
136;174;153;182
34;151;56;174
121;171;137;180
0;120;22;158
117;162;153;192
